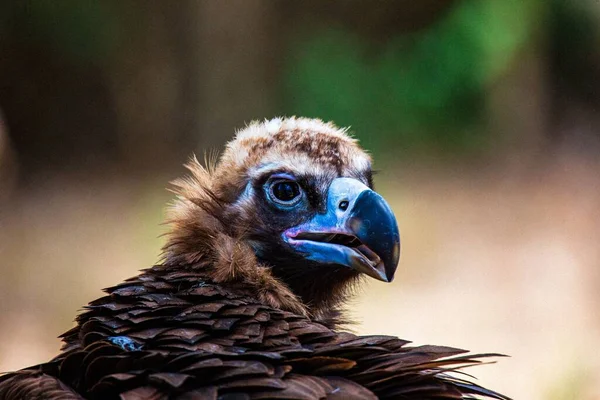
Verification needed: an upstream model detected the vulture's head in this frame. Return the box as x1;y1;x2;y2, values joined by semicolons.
165;117;400;319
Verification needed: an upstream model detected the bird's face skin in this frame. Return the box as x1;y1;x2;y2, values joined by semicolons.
283;177;400;283
238;162;400;284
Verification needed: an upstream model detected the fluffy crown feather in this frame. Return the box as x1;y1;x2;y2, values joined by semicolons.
214;117;372;202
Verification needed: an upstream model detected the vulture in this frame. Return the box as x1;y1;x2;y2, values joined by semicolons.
0;117;509;400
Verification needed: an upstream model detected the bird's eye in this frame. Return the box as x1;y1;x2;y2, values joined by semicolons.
268;179;302;205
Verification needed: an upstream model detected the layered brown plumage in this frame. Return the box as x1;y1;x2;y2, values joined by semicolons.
0;117;509;399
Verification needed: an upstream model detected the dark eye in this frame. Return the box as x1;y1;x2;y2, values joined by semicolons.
269;180;302;205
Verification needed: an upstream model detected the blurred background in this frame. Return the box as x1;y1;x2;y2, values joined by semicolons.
1;0;599;398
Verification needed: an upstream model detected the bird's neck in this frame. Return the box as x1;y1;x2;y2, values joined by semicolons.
163;232;357;328
269;261;361;327
162;180;356;328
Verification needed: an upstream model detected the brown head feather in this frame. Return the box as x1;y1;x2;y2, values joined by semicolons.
162;117;375;322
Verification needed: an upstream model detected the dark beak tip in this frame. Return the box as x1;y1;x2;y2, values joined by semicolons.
381;267;395;283
378;271;392;283
350;190;401;283
384;242;401;282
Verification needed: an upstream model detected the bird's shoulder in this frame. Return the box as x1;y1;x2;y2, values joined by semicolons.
3;268;506;399
48;267;384;399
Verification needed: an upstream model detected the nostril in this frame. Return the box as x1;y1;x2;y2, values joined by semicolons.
338;200;349;211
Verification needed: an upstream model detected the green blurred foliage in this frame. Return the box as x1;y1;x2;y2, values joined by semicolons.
549;0;600;101
284;0;540;158
0;0;120;65
2;0;598;166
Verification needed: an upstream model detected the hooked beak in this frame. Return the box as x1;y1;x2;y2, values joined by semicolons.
283;178;400;282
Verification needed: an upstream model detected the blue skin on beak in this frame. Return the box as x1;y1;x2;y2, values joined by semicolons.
283;178;400;282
